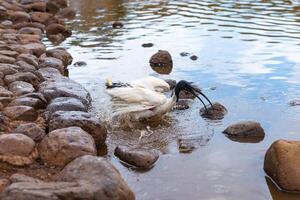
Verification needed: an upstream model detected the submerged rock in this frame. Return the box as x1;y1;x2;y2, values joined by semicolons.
223;121;265;142
39;127;97;167
289;100;300;106
180;52;190;57
174;100;190;110
264;140;300;192
142;43;154;48
200;102;227;120
112;21;123;28
190;55;198;61
114;146;159;169
0;133;38;166
49;111;107;145
149;50;173;74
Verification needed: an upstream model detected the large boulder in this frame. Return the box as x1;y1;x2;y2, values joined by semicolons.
264;140;300;192
39;127;97;166
49;111;107;145
0;133;38;166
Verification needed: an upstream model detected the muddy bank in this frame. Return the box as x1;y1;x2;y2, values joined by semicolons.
0;0;134;198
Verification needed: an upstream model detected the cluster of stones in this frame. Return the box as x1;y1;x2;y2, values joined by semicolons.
0;0;135;199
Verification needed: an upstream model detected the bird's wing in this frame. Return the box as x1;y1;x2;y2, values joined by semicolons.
106;87;167;115
130;76;170;93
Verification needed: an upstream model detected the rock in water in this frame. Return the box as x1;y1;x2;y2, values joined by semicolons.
142;43;154;48
223;121;265;143
173;100;189;110
149;50;173;74
200;102;227;120
114;146;159;169
112;21;123;28
289;100;300;106
264;140;300;192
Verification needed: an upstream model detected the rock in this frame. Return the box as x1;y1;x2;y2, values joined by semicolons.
49;111;107;145
112;21;123;28
0;114;10;132
4;72;40;87
200;102;227;120
142;43;154;48
13;22;45;32
17;53;38;67
0;86;14;97
0;179;10;193
48;0;68;9
21;92;47;104
264;140;300;192
45;97;87;120
22;42;45;57
15;60;36;71
38;66;61;81
9;173;43;183
0;50;19;58
8;11;30;24
46;1;60;14
178;134;211;153
18;27;42;36
47;33;65;45
289;100;300;106
8;81;35;96
223;121;265;142
0;133;38;166
8;97;45;110
45;23;71;37
38;56;64;73
3;106;38;122
174;100;190;110
38;76;91;105
59;155;135;200
0;54;16;64
46;48;73;67
73;61;87;67
190;55;198;61
12;123;45;142
56;7;76;19
180;52;190;57
149;50;173;74
0;63;19;76
30;12;52;24
0;97;13;107
23;2;46;12
39;127;97;166
115;146;159;169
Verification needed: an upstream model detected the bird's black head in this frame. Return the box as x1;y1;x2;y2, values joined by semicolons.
174;80;213;111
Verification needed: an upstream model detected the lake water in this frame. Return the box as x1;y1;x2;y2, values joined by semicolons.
56;0;300;199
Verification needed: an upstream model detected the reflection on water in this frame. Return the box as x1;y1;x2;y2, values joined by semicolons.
58;0;300;199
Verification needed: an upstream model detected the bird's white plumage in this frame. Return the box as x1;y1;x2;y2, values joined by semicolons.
129;76;170;93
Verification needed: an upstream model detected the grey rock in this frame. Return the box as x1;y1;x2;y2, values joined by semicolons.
8;97;45;110
38;56;64;73
8;81;35;96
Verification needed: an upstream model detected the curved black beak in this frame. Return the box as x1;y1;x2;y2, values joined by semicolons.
184;84;214;111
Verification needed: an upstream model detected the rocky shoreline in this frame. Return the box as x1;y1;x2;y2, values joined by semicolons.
0;0;134;199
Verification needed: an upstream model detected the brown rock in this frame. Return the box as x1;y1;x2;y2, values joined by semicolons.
112;21;124;28
48;0;68;9
30;12;52;24
149;50;173;74
49;111;107;145
0;133;38;166
0;86;14;97
46;48;73;67
18;27;42;36
3;106;38;121
223;121;265;142
0;63;19;76
0;97;13;107
15;60;36;71
56;7;76;19
0;50;19;58
8;97;45;110
4;72;40;87
8;11;30;24
23;2;46;12
47;33;65;45
12;123;45;142
0;114;10;132
8;81;35;96
174;100;190;110
0;54;16;64
17;34;42;44
9;173;43;183
13;22;45;32
264;140;300;192
45;23;71;37
38;56;64;73
114;146;159;169
22;42;45;57
59;155;135;200
200;102;227;120
39;127;97;166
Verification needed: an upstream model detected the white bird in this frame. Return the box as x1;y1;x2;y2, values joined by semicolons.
106;76;170;93
106;79;213;121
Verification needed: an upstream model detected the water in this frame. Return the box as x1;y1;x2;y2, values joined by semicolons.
56;0;300;199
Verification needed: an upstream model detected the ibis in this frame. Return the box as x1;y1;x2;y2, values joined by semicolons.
106;78;213;121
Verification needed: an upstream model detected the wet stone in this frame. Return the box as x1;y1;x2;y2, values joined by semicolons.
73;61;87;67
15;60;36;71
46;23;71;37
17;53;38;67
190;55;198;61
46;47;73;67
22;42;46;57
12;123;45;142
49;111;107;146
0;133;37;166
8;11;30;24
56;7;76;19
264;140;300;192
200;102;227;120
3;106;38;122
289;100;300;106
8;97;45;110
8;81;35;96
39;127;97;167
18;27;42;36
13;22;45;32
177;134;210;153
23;2;47;12
38;56;64;73
149;50;173;74
180;52;190;57
0;86;14;97
112;21;124;28
223;121;265;142
174;100;190;110
30;12;52;24
142;43;154;48
4;72;40;87
114;146;159;169
21;92;47;105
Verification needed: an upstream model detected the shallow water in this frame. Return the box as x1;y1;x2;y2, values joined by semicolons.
55;0;300;199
